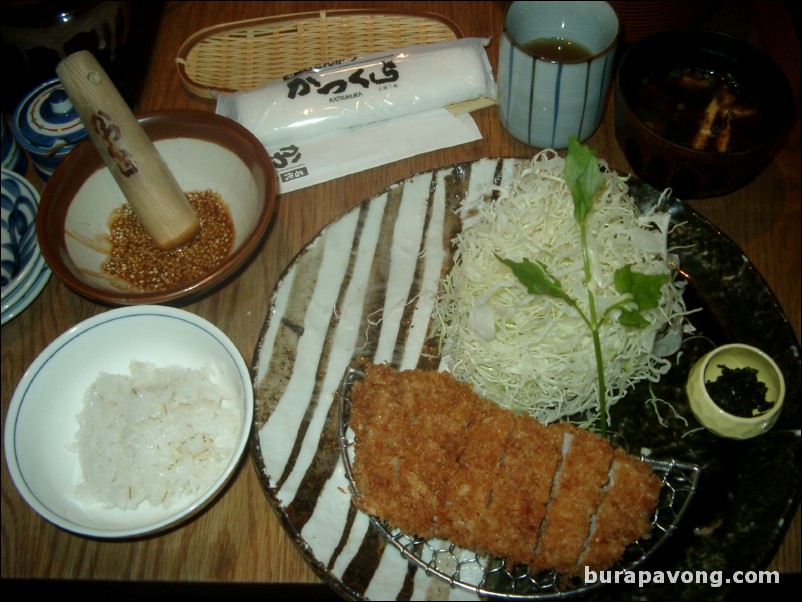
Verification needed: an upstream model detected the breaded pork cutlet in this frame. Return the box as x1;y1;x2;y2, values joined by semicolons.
350;366;435;535
579;448;662;571
482;414;563;566
532;424;614;575
350;364;483;537
348;364;661;575
437;401;515;554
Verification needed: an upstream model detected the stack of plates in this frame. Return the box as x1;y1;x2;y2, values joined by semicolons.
1;168;50;325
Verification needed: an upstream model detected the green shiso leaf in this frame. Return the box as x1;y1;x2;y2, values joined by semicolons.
564;136;604;225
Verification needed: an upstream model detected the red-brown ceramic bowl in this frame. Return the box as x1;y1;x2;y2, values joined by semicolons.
614;29;794;199
37;110;276;305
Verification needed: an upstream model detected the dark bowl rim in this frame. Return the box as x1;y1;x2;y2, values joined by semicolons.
614;27;795;157
36;109;277;306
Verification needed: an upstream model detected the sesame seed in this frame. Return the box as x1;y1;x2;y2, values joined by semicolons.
102;190;235;291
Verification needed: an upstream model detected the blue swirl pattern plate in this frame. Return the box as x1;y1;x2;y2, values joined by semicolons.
1;169;49;324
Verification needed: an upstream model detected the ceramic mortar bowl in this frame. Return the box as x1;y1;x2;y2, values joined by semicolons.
614;28;794;199
686;343;786;439
37;109;276;305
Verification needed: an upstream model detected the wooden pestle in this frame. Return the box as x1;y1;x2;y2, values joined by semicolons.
56;51;200;251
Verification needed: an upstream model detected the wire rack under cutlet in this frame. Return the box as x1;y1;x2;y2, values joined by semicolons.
336;367;701;600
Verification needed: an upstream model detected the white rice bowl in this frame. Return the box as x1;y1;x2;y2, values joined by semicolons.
4;305;253;538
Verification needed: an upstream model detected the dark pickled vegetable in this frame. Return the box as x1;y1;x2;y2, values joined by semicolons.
705;365;773;418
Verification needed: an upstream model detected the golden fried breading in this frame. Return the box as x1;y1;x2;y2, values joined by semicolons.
350;364;483;537
437;403;515;553
348;364;660;575
580;448;662;571
483;415;563;566
532;424;614;575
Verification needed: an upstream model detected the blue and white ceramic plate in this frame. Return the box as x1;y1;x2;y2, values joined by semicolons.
0;259;50;325
250;159;800;601
1;168;48;324
1;251;46;313
2;169;40;296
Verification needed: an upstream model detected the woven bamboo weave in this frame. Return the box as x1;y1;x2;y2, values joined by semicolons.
176;10;462;99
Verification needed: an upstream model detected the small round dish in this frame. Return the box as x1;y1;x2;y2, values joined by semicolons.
4;305;254;538
1;168;41;300
686;343;785;439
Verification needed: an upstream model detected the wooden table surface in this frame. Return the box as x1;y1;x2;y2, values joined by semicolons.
2;0;799;596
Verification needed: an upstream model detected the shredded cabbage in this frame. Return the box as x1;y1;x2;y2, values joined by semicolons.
433;151;692;427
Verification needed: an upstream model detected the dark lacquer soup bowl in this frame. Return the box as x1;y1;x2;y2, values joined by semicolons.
614;28;794;199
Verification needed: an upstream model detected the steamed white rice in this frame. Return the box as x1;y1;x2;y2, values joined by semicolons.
72;361;242;510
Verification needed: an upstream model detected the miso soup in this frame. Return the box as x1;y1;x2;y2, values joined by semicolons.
633;67;763;153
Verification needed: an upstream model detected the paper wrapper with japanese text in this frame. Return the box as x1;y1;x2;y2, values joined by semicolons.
215;38;496;193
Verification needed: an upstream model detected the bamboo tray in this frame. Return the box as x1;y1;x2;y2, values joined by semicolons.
176;9;494;115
